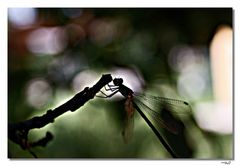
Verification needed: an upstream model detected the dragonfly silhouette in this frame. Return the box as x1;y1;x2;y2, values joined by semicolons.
98;77;191;158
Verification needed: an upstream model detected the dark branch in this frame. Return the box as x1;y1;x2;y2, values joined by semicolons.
8;74;113;155
29;132;53;148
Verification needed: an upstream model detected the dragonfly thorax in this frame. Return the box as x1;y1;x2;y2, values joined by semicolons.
118;84;134;98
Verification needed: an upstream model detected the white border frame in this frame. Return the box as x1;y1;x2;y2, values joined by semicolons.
1;1;239;166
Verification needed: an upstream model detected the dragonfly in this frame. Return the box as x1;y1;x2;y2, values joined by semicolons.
98;77;191;158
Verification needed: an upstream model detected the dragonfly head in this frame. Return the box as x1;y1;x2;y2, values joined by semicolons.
113;78;123;86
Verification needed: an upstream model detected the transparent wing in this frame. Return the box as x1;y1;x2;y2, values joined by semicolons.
133;93;190;134
135;93;191;114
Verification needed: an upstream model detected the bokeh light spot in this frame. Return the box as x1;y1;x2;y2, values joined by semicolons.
178;73;206;100
25;78;52;109
26;27;68;55
168;45;206;73
72;70;100;93
210;25;232;102
8;8;37;28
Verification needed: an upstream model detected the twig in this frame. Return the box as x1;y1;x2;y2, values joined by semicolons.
8;74;113;156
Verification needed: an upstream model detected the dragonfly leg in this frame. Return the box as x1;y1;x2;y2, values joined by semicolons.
105;84;118;91
95;90;108;98
96;89;119;98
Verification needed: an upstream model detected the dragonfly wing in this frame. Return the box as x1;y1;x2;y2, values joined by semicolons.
134;96;185;134
135;93;191;115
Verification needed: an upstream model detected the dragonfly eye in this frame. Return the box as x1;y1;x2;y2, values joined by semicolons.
113;78;123;86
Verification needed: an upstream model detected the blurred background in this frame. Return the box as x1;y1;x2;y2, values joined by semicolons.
8;8;232;158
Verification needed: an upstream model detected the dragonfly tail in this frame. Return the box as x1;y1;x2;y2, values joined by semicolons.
133;102;179;158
